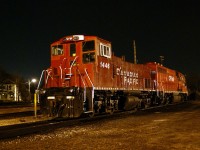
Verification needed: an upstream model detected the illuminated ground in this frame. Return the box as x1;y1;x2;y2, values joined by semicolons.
1;100;200;150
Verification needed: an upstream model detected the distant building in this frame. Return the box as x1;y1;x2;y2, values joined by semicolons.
0;81;21;101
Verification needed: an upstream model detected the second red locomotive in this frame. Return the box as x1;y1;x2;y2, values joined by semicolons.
37;35;188;118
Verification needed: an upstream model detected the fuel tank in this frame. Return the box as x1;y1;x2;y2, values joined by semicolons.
119;96;141;110
173;93;182;103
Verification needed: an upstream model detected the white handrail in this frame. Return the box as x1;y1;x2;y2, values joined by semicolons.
84;68;94;87
37;70;47;90
60;58;67;79
84;68;94;112
70;56;79;69
77;69;86;104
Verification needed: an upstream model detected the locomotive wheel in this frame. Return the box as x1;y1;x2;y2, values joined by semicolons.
108;108;114;115
133;107;138;112
141;102;149;109
110;108;114;114
144;103;149;109
88;112;94;118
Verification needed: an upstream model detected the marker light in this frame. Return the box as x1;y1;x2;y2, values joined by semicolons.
62;35;84;42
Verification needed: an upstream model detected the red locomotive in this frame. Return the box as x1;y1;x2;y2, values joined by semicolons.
37;35;188;117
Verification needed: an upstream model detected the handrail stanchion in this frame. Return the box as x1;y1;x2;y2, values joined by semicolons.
34;91;37;118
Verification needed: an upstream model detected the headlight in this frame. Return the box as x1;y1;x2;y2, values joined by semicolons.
66;96;75;99
47;96;55;100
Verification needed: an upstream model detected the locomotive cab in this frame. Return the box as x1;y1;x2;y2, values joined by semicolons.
49;35;111;84
49;35;112;86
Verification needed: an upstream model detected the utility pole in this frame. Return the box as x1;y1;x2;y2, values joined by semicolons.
133;40;137;64
28;78;37;101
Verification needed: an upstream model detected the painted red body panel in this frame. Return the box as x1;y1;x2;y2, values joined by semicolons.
146;62;187;93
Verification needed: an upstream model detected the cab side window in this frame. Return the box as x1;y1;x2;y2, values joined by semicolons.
100;43;111;58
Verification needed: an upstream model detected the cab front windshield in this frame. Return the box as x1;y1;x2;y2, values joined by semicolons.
82;40;95;63
51;45;63;55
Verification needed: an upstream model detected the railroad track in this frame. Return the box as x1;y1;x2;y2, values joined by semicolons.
0;109;135;140
0;105;40;119
0;101;189;140
0;111;40;120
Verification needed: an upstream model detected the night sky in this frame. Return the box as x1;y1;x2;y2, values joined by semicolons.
0;0;200;80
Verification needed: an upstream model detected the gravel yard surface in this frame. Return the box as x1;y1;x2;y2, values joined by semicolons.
0;115;48;126
1;100;200;150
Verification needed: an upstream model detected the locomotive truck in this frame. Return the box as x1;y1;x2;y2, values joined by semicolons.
37;35;188;118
